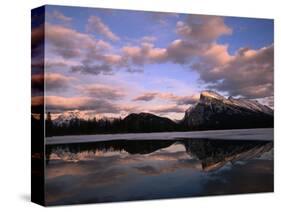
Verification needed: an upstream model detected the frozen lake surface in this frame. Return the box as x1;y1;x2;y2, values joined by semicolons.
46;128;273;145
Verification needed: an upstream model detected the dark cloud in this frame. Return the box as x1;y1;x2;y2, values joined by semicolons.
46;73;75;91
133;92;199;105
32;73;75;92
46;23;130;76
176;95;199;105
133;92;158;101
31;58;44;76
125;67;144;73
55;48;81;59
79;84;125;100
150;105;186;113
176;14;232;43
71;63;113;75
31;24;44;60
195;45;274;98
45;96;121;113
166;39;204;64
45;58;77;69
31;24;44;50
172;15;272;99
148;12;179;25
120;15;232;66
44;16;273;102
45;23;106;59
31;73;44;92
123;15;273;100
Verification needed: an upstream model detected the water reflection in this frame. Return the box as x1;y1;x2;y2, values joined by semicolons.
45;138;273;205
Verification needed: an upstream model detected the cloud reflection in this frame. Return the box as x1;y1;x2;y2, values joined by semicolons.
45;139;273;205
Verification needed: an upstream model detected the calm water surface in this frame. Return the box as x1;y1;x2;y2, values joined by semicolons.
45;138;273;205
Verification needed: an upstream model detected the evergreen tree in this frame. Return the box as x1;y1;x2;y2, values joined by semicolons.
46;112;53;137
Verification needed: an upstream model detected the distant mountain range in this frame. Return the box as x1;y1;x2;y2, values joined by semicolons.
48;90;273;135
53;110;84;126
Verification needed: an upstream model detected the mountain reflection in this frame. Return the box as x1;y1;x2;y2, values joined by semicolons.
182;139;273;171
45;138;273;205
46;138;273;172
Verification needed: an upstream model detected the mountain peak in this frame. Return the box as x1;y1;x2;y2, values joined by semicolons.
200;90;226;102
183;90;273;130
124;112;167;121
53;110;83;126
123;112;178;133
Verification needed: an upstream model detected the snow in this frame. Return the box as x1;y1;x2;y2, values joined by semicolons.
200;90;273;115
53;110;83;126
228;98;273;115
46;128;273;145
201;90;225;101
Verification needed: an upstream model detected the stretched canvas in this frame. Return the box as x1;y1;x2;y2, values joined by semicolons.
31;5;274;206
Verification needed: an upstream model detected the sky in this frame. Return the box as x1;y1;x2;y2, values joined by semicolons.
31;5;274;120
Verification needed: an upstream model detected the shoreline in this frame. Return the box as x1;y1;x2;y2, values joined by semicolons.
46;128;273;145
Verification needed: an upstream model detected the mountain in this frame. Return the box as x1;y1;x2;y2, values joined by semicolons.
47;90;273;136
46;137;272;172
123;112;179;133
182;90;273;130
53;110;84;126
183;139;273;172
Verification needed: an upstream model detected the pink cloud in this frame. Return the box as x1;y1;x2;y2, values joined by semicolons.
203;43;233;66
122;43;167;65
45;96;120;113
149;104;187;113
133;91;199;105
32;72;75;91
45;23;112;58
102;54;123;65
46;73;76;90
78;84;125;100
47;10;72;24
196;44;274;98
86;15;120;41
31;25;44;46
43;16;273;101
176;14;232;42
31;96;44;106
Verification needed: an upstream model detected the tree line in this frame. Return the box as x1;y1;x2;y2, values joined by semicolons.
45;112;184;137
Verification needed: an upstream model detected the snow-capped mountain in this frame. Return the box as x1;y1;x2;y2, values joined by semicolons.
182;90;273;130
198;90;273;114
52;110;119;126
53;110;84;126
227;97;273;115
50;91;273;131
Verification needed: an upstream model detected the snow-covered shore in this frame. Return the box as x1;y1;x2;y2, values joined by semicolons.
46;128;273;145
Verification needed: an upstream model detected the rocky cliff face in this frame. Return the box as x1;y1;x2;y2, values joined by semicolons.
182;90;273;130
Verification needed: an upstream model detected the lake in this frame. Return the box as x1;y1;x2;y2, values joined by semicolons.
45;138;273;205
